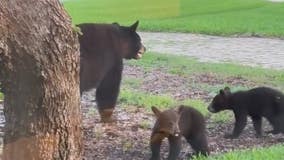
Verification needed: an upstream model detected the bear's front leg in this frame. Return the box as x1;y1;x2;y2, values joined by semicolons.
266;115;283;134
96;62;122;122
150;133;165;160
225;111;247;139
251;115;263;138
168;135;181;160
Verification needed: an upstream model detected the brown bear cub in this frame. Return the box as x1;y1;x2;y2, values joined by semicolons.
208;87;284;138
150;105;209;160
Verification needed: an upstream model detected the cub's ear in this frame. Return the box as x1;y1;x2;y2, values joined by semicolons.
112;22;120;26
130;20;139;31
224;87;231;95
151;106;161;117
219;89;225;95
177;105;184;114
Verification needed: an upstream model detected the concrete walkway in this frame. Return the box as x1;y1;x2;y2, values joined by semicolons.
140;32;284;70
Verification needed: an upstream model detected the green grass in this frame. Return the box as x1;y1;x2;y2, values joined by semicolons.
182;99;209;116
119;89;175;110
121;78;143;89
63;0;284;37
209;111;233;123
193;145;284;160
126;52;284;89
119;88;232;122
119;89;208;113
0;92;3;101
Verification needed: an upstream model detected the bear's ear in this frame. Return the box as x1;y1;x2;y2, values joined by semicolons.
224;87;231;95
151;106;161;117
112;22;120;26
177;105;184;114
130;20;139;31
219;89;225;95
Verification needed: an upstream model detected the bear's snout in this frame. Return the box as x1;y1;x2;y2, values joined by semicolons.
174;131;180;137
173;124;180;137
207;103;216;113
136;45;146;59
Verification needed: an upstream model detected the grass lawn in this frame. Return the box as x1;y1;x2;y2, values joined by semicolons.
193;144;284;160
120;88;208;114
63;0;284;37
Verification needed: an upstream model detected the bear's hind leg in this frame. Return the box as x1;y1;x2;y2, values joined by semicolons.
96;63;122;122
251;115;263;137
186;134;209;157
266;115;282;134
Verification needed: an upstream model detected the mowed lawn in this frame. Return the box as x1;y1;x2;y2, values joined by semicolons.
63;0;284;37
193;144;284;160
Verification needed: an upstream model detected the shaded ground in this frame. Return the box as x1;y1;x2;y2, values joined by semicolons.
82;104;284;160
81;65;284;160
0;64;282;159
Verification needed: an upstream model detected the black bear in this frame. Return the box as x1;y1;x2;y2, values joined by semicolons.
150;105;209;160
208;87;284;138
77;21;146;122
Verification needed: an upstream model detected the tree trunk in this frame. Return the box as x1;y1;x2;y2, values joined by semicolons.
0;0;82;159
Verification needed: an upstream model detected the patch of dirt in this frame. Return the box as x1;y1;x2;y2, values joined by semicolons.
123;65;257;101
82;101;284;160
123;66;208;101
193;73;256;87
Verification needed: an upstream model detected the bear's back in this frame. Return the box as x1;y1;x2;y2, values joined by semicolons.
77;23;120;58
178;105;206;136
233;87;284;115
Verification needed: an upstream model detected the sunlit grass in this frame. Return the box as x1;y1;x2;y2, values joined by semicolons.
119;89;175;110
119;87;233;122
64;0;284;37
193;144;284;160
0;92;3;101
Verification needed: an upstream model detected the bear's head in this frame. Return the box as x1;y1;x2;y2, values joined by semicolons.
151;106;181;137
114;21;146;60
208;87;231;113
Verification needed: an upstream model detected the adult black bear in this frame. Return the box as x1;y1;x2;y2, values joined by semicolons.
77;21;146;122
150;105;209;160
208;87;284;138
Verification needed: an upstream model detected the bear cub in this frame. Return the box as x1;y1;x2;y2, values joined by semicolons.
150;105;209;160
208;87;284;138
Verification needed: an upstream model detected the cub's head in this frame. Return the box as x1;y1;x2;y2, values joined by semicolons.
114;21;146;59
151;106;181;137
208;87;231;113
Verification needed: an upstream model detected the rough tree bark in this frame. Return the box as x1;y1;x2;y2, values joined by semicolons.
0;0;82;159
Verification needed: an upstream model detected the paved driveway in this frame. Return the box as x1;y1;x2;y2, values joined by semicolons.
140;32;284;70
